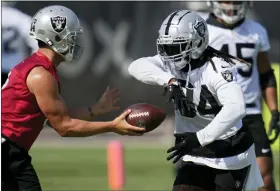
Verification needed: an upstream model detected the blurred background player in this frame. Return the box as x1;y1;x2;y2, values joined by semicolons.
180;1;210;20
129;10;263;191
1;2;38;86
1;5;145;191
206;1;280;191
181;1;259;22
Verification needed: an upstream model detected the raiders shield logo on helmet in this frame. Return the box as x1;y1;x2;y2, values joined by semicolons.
194;21;206;37
50;16;67;33
221;70;234;82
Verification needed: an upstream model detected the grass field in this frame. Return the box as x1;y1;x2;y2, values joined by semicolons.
30;147;279;191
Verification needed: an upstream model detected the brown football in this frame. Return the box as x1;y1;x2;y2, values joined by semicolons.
125;103;166;133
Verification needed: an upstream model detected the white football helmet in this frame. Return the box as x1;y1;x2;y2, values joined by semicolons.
29;5;83;62
157;10;209;70
207;1;252;25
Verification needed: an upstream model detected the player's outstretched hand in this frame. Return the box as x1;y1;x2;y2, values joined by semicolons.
111;109;145;136
93;87;120;116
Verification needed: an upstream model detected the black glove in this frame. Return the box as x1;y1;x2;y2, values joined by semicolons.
166;132;201;164
164;79;196;118
269;110;280;144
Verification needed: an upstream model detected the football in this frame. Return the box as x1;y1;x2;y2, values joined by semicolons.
125;103;166;133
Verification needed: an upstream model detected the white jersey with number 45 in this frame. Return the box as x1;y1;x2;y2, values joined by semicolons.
207;17;270;115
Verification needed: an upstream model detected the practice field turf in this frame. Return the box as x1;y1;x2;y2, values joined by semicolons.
30;147;279;191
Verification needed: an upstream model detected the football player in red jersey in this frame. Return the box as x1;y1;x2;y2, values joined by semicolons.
1;5;145;191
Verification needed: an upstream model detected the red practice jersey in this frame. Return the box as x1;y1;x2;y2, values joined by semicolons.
1;51;60;151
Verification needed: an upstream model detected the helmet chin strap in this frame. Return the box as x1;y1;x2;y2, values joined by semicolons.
185;63;192;91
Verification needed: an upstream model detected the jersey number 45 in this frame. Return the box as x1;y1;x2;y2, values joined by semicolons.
220;43;255;78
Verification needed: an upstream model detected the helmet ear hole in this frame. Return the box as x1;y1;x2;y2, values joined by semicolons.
55;35;62;42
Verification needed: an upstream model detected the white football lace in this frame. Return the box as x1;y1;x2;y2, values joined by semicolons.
129;112;150;119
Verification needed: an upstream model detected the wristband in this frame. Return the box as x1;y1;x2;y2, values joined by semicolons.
88;107;94;117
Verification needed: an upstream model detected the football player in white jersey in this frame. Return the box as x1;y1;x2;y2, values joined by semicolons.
129;10;264;191
2;3;38;86
206;2;279;191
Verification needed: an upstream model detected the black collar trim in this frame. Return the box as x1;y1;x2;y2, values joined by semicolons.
181;56;207;73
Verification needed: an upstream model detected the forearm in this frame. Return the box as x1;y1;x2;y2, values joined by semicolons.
197;83;246;146
197;104;245;146
68;106;94;121
259;69;278;112
128;57;174;86
55;118;114;137
263;87;278;112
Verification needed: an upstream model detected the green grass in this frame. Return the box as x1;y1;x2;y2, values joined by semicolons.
30;147;279;191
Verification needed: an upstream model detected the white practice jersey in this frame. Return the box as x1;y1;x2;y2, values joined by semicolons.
128;55;263;189
2;6;38;73
207;16;270;115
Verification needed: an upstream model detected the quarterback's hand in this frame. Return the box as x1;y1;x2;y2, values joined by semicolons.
92;87;120;116
166;132;201;164
111;109;145;136
269;110;280;144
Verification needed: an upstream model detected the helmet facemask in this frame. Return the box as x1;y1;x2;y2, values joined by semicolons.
157;38;194;70
211;1;248;25
157;33;206;71
52;29;84;62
